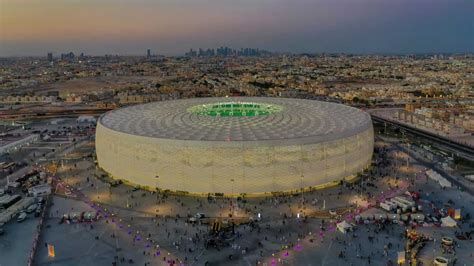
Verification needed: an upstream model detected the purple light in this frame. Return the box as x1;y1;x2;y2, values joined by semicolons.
294;244;302;252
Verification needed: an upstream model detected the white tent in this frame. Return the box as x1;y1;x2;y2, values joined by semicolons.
426;169;452;188
336;220;353;233
441;216;457;227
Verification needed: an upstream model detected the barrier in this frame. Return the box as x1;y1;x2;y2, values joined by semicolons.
27;191;53;266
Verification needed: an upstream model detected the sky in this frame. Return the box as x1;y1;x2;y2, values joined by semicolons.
0;0;473;56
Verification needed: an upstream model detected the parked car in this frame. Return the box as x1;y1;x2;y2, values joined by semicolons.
35;206;42;217
26;204;38;214
17;212;27;222
37;197;45;205
195;213;206;219
7;182;20;188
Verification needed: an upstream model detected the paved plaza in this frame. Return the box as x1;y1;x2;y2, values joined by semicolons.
28;136;474;265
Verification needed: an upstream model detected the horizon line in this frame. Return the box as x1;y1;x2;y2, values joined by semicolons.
1;51;473;58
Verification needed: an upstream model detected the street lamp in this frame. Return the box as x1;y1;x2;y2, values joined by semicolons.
230;179;235;216
231;179;235;196
155;175;159;201
300;174;304;203
155;175;159;190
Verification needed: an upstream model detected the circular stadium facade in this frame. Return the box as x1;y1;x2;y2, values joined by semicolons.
95;97;374;195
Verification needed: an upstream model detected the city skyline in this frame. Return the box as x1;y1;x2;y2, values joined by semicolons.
1;0;473;56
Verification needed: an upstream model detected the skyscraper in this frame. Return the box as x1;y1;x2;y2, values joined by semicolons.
147;49;151;57
47;52;53;62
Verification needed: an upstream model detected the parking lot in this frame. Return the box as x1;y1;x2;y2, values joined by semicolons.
0;212;40;266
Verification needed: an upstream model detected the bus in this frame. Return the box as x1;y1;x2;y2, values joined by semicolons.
0;194;21;210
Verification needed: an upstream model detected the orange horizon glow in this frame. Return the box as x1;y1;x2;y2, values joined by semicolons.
2;1;242;42
1;0;473;56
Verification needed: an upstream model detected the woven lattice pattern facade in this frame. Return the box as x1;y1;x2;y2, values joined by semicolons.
96;97;374;194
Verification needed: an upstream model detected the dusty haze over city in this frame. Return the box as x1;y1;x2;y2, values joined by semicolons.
1;0;473;56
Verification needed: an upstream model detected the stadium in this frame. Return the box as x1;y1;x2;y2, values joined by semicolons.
95;97;374;195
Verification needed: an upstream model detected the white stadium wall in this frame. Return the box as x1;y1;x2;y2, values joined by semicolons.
96;120;374;195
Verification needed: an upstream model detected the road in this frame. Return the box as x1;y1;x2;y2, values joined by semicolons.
382;137;474;196
0;213;41;266
371;115;474;161
1;136;92;188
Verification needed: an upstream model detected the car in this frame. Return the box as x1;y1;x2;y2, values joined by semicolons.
26;204;38;214
329;210;337;216
35;207;42;217
17;212;27;222
37;197;45;205
195;213;206;219
7;182;21;188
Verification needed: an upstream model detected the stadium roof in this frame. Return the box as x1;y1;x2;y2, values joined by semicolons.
98;97;372;144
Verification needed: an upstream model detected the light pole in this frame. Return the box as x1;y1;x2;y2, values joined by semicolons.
155;175;160;205
230;179;235;217
289;165;298;193
231;179;234;196
155;175;159;190
300;174;304;203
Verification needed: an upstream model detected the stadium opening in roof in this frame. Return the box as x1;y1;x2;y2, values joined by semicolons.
188;102;283;117
95;97;374;195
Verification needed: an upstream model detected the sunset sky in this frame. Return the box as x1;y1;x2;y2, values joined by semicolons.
1;0;473;56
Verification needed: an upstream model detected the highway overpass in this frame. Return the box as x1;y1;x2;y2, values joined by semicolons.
371;115;474;161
